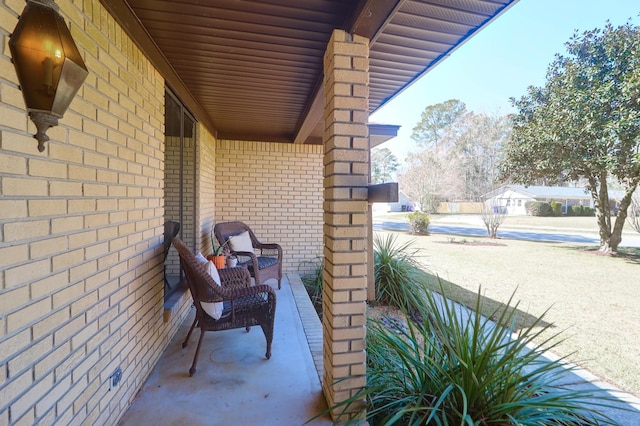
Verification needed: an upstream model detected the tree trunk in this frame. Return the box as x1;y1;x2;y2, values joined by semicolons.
610;183;640;252
588;174;614;252
588;172;639;254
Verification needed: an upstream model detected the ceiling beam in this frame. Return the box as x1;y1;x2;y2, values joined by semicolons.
348;0;405;43
293;81;323;144
292;0;405;144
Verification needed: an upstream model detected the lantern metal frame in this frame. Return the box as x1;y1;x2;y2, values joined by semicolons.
9;0;88;152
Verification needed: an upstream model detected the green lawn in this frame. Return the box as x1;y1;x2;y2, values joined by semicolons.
379;229;640;400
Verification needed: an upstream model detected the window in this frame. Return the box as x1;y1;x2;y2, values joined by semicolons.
164;88;197;299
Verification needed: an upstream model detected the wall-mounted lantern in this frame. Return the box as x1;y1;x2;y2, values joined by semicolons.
9;0;88;152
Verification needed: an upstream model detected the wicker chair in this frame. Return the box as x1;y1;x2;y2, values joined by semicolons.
173;237;277;376
214;221;283;289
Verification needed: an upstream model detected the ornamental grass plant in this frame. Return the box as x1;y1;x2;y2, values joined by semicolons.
373;233;430;316
326;281;622;425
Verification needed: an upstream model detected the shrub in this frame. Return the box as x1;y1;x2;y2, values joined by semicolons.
407;211;430;234
323;282;622;425
526;201;553;216
550;201;563;216
569;205;595;216
571;205;583;216
373;233;429;316
524;200;535;215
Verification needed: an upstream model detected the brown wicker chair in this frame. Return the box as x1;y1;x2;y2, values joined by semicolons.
214;221;283;289
173;237;276;376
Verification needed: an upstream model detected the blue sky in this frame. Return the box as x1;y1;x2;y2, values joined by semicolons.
370;0;640;161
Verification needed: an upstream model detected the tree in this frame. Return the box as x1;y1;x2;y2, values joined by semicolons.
410;99;508;201
501;22;640;253
371;147;399;184
481;200;507;238
411;99;467;147
442;112;510;201
399;149;462;213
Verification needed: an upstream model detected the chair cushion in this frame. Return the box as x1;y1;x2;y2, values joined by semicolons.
228;231;254;254
195;253;224;320
239;256;278;273
195;252;208;264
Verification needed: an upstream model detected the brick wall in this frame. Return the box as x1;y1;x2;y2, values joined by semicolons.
197;125;217;254
215;140;324;274
0;2;193;424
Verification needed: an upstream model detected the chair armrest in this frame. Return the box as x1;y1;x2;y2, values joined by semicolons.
218;266;251;290
231;250;260;272
232;250;256;258
253;243;282;259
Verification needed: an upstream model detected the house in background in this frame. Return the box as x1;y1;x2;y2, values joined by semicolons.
485;185;624;215
372;191;414;213
0;1;517;424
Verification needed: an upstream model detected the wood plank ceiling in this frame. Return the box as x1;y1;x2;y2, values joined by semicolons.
103;0;517;144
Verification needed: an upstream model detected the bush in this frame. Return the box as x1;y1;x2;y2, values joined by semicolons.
550;201;563;216
323;282;622;425
407;211;430;234
524;200;535;215
526;201;553;216
569;205;595;216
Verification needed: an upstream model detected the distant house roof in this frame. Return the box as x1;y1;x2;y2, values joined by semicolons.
487;185;625;200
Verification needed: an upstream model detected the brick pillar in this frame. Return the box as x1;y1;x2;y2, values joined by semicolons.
322;29;369;422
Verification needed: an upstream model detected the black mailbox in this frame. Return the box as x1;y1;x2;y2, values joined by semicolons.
367;182;398;203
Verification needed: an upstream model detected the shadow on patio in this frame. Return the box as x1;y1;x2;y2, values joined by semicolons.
119;274;332;425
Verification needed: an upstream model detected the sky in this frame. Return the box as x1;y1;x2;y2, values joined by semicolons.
370;0;640;161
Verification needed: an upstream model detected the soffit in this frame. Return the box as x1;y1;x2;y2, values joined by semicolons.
108;0;516;144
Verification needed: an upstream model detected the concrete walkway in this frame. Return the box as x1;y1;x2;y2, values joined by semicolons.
119;275;331;425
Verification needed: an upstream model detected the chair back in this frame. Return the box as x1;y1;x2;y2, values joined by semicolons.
214;221;258;247
172;237;222;309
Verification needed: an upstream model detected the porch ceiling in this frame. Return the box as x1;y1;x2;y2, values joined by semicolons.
103;0;516;144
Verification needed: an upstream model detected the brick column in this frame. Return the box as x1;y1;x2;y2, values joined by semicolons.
322;29;369;422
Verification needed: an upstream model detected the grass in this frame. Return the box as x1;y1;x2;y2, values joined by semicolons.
380;230;640;400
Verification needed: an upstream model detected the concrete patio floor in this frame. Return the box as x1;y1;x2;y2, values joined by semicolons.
119;270;640;425
119;274;332;425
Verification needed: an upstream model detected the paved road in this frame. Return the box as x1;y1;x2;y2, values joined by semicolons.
374;220;640;248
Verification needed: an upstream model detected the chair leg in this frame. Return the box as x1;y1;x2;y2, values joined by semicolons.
189;328;206;376
261;322;274;360
182;317;198;349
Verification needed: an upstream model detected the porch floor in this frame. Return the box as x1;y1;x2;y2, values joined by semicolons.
119;274;332;425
